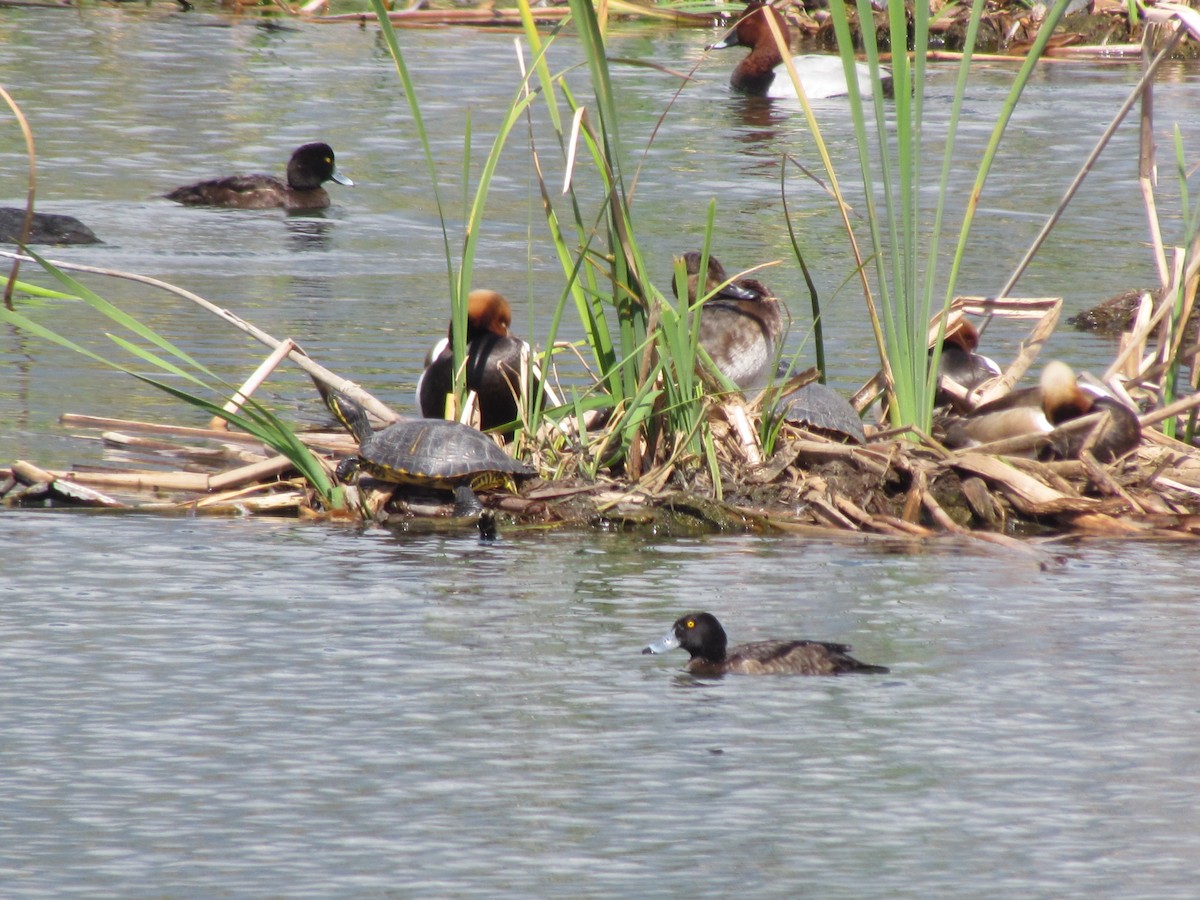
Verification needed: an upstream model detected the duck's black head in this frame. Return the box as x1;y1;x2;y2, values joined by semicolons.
643;611;728;662
287;142;353;191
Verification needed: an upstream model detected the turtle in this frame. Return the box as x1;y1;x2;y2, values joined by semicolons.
317;383;534;516
775;381;866;444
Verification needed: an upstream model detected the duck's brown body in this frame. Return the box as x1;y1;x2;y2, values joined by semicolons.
945;360;1141;461
164;143;352;210
678;251;783;390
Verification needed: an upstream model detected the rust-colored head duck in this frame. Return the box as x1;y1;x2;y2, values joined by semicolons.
709;1;891;100
676;250;784;390
939;320;1001;394
164;142;353;210
642;611;889;677
417;289;541;438
945;360;1141;461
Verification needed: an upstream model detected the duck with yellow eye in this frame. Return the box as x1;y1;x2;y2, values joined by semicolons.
417;289;544;438
675;251;784;390
642;611;889;676
164;142;353;210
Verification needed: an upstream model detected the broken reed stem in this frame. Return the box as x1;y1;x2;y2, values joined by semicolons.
210;338;298;431
0;250;398;425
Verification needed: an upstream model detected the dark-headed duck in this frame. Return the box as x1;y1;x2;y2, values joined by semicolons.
417;289;542;437
945;360;1141;461
676;250;784;390
709;1;892;101
164;142;352;210
642;611;889;676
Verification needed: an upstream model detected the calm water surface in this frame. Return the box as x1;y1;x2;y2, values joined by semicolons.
2;512;1199;897
3;7;1200;896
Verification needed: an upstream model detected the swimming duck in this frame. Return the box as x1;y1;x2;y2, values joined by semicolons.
0;207;100;245
642;611;889;676
944;360;1141;461
709;1;892;101
676;251;784;390
417;289;541;437
163;142;352;210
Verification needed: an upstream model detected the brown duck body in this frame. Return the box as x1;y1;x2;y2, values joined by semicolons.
643;611;889;677
0;207;100;245
417;290;541;437
679;251;783;390
945;360;1141;461
164;142;352;210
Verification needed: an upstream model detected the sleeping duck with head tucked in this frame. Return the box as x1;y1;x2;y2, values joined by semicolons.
642;611;889;677
676;250;784;390
944;360;1141;462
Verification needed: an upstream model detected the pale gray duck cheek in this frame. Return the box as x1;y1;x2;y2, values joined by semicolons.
642;630;681;654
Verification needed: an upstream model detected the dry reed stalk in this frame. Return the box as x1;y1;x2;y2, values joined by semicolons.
189;479;303;510
15;466;210;493
207;456;296;492
1;86;36;310
188;491;306;515
0;250;399;426
61;414;267;442
210;339;298;431
971;299;1062;407
10;460;123;506
949;452;1098;516
100;431;265;466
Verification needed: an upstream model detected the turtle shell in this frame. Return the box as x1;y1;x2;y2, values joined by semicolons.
358;418;535;491
779;382;865;444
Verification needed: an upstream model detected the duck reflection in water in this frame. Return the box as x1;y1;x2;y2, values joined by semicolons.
675;250;785;391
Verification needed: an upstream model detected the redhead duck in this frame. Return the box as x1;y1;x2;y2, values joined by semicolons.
0;207;100;245
642;611;890;676
164;142;352;210
945;360;1141;461
417;289;542;437
676;250;784;390
710;2;892;101
939;319;1001;394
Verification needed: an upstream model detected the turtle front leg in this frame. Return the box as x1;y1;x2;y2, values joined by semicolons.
451;484;484;517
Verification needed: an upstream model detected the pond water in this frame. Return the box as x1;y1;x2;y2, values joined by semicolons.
2;6;1200;896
